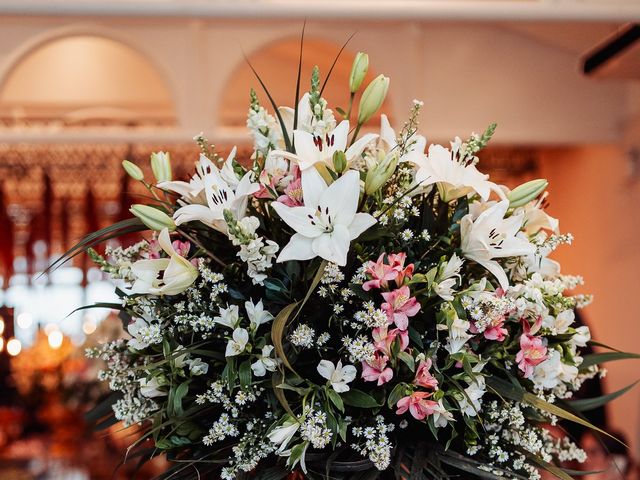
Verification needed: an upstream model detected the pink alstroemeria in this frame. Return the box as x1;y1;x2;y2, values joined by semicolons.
361;353;393;386
396;391;438;420
254;170;278;200
381;286;420;330
372;326;409;356
515;318;547;378
363;253;398;291
413;359;439;390
171;240;191;258
387;252;414;285
276;176;303;207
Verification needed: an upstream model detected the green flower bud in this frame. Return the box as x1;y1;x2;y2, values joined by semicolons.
507;179;548;208
150;152;172;183
357;74;389;125
122;160;144;181
349;52;369;93
365;152;397;195
130;204;176;231
332;150;347;174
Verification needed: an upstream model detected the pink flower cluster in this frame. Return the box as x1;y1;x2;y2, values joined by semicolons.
360;253;441;421
257;164;303;207
515;317;548;378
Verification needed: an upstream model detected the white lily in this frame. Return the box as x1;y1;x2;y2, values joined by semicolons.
225;327;249;357
171;156;259;234
404;144;502;202
461;200;536;290
272;169;376;266
245;299;274;329
270;120;377;171
251;345;279;377
158;153;218;204
130;228;198;296
214;305;240;329
317;359;357;393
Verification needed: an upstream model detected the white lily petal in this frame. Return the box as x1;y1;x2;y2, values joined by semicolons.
328;120;350;154
319;170;360;226
292;129;321;170
301;167;327;209
277;233;316;263
271;203;323;238
347;213;377;240
173;204;219;227
345;133;378;163
312;224;351;266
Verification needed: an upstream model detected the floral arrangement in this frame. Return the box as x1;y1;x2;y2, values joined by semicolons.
70;49;639;480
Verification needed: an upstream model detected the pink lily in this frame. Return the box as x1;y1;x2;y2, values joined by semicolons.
381;286;420;330
361;353;393;386
396;391;438;420
372;326;409;356
413;359;439;390
363;253;398;291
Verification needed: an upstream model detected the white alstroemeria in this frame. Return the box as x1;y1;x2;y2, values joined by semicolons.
404;144;503;202
442;317;473;354
139;377;166;398
245;299;274;329
130;228;198;296
571;326;591;349
270;120;377;171
461;200;536;290
515;195;559;236
186;358;209;376
532;349;579;390
317;359;357;393
172;160;259;234
268;418;300;454
434;254;464;301
272;169;376;266
458;377;486;417
225;327;249;357
542;309;575;335
431;399;455;428
214;305;240;329
251;345;279;377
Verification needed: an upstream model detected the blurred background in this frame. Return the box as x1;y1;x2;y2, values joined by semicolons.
0;1;638;478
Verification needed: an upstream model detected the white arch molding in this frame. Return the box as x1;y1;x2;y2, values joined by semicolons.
0;24;180;129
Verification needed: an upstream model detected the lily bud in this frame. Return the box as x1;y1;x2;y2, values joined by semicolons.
150;152;172;183
507;179;548;208
130;204;176;232
357;74;389;125
349;52;369;93
365;152;397;195
122;160;144;181
332;150;347;174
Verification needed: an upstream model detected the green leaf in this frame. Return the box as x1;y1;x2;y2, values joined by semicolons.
172;381;189;417
341;389;380;408
239;360;252;389
398;351;415;372
568;380;638;412
326;388;345;413
580;351;640;370
520;449;573;480
387;383;408;409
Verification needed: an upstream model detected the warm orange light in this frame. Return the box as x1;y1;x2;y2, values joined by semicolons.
0;337;4;352
0;318;4;335
44;323;58;335
7;338;21;356
82;318;97;335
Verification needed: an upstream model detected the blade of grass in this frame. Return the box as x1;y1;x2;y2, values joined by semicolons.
292;20;306;136
320;31;357;95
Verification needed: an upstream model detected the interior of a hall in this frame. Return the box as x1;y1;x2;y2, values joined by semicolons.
0;1;638;479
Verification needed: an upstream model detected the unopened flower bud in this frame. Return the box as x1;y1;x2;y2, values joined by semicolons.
332;150;347;173
130;204;176;232
122;160;144;181
349;52;369;93
507;179;548;208
365;152;397;195
357;74;389;125
150;152;172;183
